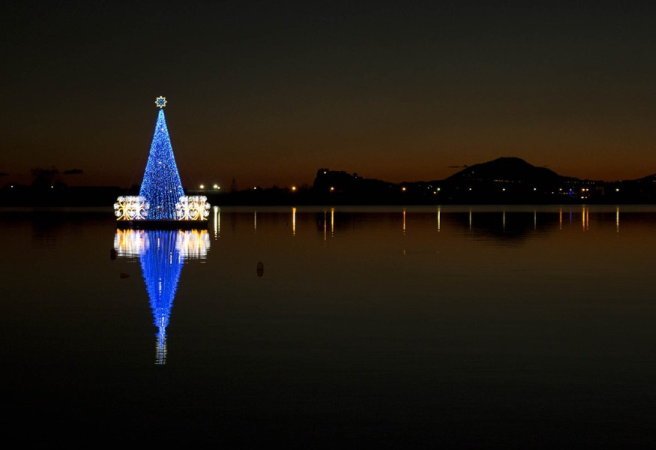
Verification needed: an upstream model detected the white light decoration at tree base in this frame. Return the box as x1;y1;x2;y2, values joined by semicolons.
175;196;211;221
114;196;149;221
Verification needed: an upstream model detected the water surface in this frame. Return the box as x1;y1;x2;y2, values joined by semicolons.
2;206;656;447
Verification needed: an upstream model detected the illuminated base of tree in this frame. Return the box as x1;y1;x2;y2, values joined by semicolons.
114;196;210;228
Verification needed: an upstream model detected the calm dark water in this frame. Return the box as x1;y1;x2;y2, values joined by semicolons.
2;206;656;447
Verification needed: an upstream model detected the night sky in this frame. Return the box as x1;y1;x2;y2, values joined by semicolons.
2;1;656;188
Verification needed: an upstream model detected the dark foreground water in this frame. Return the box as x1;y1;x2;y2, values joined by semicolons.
2;206;656;448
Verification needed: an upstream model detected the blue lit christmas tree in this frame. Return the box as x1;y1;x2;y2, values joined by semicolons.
139;96;185;220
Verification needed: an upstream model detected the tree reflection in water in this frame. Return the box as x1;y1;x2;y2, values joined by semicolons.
113;229;210;365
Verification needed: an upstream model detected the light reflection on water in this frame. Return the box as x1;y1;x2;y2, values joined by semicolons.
110;205;649;366
2;206;656;446
199;205;640;242
113;229;210;364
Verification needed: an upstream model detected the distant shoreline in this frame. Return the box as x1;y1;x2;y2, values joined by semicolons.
4;157;656;206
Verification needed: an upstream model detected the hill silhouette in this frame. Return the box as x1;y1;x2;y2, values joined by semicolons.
443;157;572;186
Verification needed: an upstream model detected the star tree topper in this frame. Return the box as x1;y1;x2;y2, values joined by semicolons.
155;96;167;108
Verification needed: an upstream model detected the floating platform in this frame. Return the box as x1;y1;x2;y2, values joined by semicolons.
116;220;209;230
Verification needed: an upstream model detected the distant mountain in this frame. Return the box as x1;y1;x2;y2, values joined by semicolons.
443;157;573;186
634;173;656;183
312;158;580;198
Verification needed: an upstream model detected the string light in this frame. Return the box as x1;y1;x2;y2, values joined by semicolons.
114;196;149;220
138;105;185;220
175;195;211;221
154;96;167;108
115;98;211;222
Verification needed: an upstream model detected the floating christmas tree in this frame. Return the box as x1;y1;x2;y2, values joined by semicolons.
138;96;185;220
114;97;210;226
